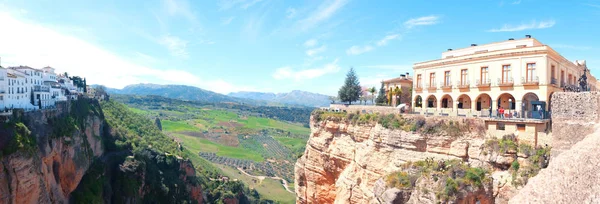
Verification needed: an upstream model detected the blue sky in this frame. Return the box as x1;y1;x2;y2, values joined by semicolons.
0;0;598;95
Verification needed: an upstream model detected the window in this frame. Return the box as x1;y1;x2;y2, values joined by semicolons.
568;74;573;84
480;67;489;83
517;124;526;132
496;122;505;130
429;73;436;87
502;65;511;83
461;69;468;85
444;71;451;86
551;65;556;79
526;63;536;82
417;74;422;88
561;70;565;84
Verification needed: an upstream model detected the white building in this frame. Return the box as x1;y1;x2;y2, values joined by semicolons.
0;65;82;112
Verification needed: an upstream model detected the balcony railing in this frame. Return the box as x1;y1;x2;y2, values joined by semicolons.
425;82;437;90
414;83;423;91
456;80;470;88
441;81;452;89
476;79;491;87
33;85;50;92
522;76;539;86
550;78;558;87
498;77;514;87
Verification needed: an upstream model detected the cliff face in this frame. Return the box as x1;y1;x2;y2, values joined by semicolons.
0;100;104;204
294;113;528;204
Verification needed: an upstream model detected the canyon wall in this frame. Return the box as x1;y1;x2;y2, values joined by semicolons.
509;92;600;203
0;100;104;204
294;114;522;203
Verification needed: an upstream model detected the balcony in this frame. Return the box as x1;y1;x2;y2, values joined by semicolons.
550;78;558;87
414;83;423;91
498;77;514;87
425;82;437;91
33;85;50;92
522;76;539;86
476;79;491;87
441;81;452;90
456;80;470;89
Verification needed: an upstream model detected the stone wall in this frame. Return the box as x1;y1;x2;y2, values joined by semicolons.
328;104;400;115
550;92;600;157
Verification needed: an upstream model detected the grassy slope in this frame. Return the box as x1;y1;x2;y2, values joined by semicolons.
173;133;264;162
215;164;295;204
273;137;307;151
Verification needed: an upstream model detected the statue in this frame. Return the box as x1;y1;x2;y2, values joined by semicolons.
579;68;588;92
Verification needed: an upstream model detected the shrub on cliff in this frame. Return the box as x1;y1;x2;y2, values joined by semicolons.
0;122;36;157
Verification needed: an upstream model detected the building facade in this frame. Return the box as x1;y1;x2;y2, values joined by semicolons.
383;73;413;107
0;65;81;112
411;36;596;118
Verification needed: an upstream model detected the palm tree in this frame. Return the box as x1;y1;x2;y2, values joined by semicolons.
393;86;402;106
369;87;376;105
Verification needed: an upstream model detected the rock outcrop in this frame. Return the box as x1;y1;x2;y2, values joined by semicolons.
294;114;506;203
0;100;104;204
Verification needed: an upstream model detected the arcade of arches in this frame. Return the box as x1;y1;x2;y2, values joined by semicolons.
413;92;548;113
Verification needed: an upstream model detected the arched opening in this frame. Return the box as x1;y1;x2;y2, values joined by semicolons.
441;94;453;108
414;95;423;108
457;94;472;109
548;92;554;111
426;95;437;108
522;92;540;112
497;93;516;110
475;94;492;111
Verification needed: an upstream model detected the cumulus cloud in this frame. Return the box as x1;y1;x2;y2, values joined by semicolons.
306;45;326;56
304;38;318;47
376;34;400;46
346;45;373;55
404;15;440;28
159;35;189;58
0;12;249;94
487;20;555;32
273;59;340;81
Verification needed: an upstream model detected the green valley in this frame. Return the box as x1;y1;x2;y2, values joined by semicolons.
112;94;313;203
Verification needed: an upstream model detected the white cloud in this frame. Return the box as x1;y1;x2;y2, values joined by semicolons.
218;0;263;10
584;3;600;9
273;59;340;81
221;16;235;25
487;20;555;32
512;0;522;5
0;12;250;94
306;45;326;56
159;35;189;58
286;8;297;18
376;34;400;46
404;15;440;28
303;38;318;47
163;0;196;22
346;45;373;55
297;0;348;31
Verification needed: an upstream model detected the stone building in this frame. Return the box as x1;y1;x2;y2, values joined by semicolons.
382;73;412;107
411;35;597;118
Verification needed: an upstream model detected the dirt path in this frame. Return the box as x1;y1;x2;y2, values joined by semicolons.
237;167;294;194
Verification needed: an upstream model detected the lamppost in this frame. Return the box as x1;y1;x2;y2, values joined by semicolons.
456;101;460;116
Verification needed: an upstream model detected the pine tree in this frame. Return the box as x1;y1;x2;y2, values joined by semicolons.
338;67;361;105
375;82;387;105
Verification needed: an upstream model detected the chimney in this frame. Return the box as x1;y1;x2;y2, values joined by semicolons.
447;48;453;51
406;72;409;76
471;44;477;46
400;74;406;78
525;35;531;38
508;38;514;40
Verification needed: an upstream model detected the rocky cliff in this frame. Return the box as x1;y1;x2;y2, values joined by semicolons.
0;99;204;204
0;99;104;204
295;112;546;203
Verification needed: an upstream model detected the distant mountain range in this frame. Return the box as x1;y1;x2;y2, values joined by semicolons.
98;83;329;107
228;90;330;107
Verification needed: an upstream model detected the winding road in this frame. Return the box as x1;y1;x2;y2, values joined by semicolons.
236;167;295;194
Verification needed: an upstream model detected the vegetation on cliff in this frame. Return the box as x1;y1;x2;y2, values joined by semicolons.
385;159;492;202
0;121;35;158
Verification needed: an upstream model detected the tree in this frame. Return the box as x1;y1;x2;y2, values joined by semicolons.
369;87;376;104
328;96;338;104
83;78;87;93
375;82;387;105
359;95;366;105
393;86;402;106
338;67;361;105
